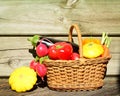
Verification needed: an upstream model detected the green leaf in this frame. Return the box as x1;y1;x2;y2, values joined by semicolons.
39;57;44;64
39;56;49;64
28;35;39;47
35;56;40;62
32;35;39;45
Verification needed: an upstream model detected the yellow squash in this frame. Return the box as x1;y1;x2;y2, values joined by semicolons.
9;66;37;92
83;42;104;58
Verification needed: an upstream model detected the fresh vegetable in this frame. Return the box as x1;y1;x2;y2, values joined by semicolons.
29;60;39;71
29;56;48;81
82;38;101;45
28;35;79;53
101;32;111;57
83;42;104;58
71;52;80;60
57;42;73;60
48;45;58;60
36;43;48;57
36;63;47;81
102;45;110;57
9;66;37;92
48;42;73;60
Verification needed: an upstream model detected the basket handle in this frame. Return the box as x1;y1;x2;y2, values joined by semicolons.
68;24;83;58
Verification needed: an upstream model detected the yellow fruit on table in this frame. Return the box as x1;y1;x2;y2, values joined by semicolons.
9;66;37;92
83;42;104;58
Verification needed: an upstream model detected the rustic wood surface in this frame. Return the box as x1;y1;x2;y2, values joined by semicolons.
0;0;120;35
0;77;120;96
0;0;120;76
0;36;119;76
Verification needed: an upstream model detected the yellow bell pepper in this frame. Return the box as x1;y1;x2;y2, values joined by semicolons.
9;66;37;92
83;42;104;58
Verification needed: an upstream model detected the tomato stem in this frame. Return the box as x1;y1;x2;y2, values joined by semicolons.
56;45;63;49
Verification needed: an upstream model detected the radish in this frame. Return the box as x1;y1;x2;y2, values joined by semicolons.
36;63;47;81
29;60;38;71
36;43;48;57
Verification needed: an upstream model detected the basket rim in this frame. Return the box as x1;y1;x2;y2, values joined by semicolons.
45;55;111;61
44;56;111;67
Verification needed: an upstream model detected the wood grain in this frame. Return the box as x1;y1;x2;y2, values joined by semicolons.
0;36;119;76
0;0;120;35
0;0;120;76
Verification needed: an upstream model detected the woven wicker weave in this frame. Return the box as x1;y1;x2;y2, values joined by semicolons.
44;24;111;91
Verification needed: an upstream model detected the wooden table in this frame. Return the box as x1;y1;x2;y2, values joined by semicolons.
0;77;120;96
0;0;120;77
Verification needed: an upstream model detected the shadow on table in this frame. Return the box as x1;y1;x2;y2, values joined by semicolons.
116;55;120;95
118;63;120;93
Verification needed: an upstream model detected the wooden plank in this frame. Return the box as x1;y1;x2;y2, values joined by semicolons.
0;0;67;35
0;0;120;35
0;36;119;52
65;0;120;35
0;50;32;77
0;37;31;50
0;0;120;76
0;49;119;76
0;36;119;76
0;78;120;96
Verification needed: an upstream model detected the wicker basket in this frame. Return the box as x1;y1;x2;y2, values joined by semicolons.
44;24;111;91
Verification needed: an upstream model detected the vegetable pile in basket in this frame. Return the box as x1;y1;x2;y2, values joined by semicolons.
83;32;111;58
27;32;111;79
28;32;111;60
8;32;111;92
27;35;80;81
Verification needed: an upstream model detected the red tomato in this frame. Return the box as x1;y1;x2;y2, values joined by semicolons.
71;52;80;60
48;42;73;60
56;42;73;60
48;45;58;60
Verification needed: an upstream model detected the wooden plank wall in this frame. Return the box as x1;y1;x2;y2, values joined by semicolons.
0;0;120;76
